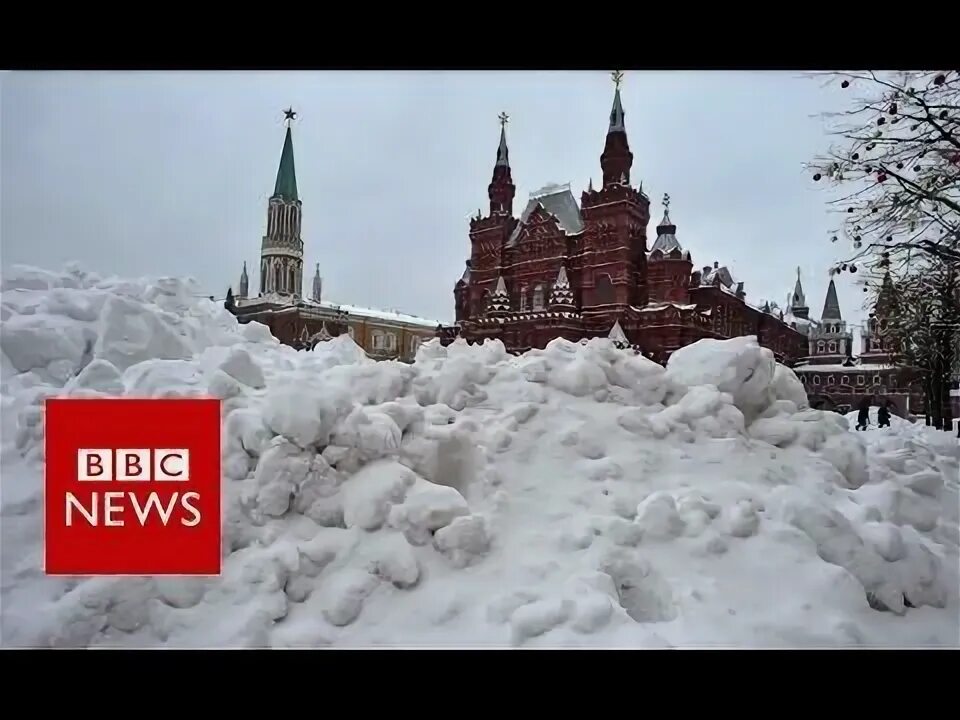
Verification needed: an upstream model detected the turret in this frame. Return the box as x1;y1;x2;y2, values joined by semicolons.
549;265;576;310
260;108;304;300
791;267;809;320
238;261;249;299
488;112;515;216
600;71;633;188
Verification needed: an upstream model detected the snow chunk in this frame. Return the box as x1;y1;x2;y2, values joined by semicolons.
433;514;491;568
388;479;469;545
262;382;352;449
342;460;416;531
218;348;265;389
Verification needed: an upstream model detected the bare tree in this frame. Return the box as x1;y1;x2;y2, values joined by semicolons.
807;71;959;274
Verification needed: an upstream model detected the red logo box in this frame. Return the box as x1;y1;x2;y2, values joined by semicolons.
44;398;222;576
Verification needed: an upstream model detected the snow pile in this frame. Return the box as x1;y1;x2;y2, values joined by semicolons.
2;264;958;648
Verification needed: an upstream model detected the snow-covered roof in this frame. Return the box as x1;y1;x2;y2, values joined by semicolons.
506;183;584;247
305;298;443;329
701;265;736;289
793;363;899;372
635;301;699;313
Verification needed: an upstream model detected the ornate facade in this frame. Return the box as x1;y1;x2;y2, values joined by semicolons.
441;77;807;366
229;112;440;362
791;272;924;417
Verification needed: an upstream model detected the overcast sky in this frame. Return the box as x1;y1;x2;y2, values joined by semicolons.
2;70;868;331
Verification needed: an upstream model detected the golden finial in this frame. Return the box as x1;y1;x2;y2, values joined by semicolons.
611;70;624;89
663;192;671;211
498;111;509;128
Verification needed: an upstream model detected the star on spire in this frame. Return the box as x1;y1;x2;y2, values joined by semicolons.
611;70;624;89
498;111;509;128
663;192;671;211
283;107;297;126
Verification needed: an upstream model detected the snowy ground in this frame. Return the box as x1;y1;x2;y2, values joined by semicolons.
1;264;958;648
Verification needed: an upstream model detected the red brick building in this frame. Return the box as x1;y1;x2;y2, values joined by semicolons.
440;77;807;365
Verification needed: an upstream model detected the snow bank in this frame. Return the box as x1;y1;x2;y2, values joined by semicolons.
1;264;957;648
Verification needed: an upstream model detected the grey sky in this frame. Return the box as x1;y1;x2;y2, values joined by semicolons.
2;70;864;331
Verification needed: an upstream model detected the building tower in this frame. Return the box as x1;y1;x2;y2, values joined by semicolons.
311;263;322;302
258;108;304;300
464;113;518;319
861;271;898;361
790;267;809;320
580;71;650;313
238;261;249;299
646;193;693;303
806;276;853;362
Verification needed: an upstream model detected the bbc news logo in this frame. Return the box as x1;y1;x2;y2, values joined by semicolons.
44;398;222;576
68;449;201;528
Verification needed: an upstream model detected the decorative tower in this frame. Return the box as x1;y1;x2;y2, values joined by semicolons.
549;266;576;310
790;267;810;320
488;112;516;216
238;261;249;299
465;113;518;320
488;276;511;315
862;272;898;360
646;193;693;303
580;71;650;313
806;276;853;363
311;263;322;302
600;71;633;188
259;108;304;301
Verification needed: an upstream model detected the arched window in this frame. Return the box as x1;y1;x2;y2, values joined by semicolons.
857;375;865;386
827;375;835;385
817;340;825;353
595;274;615;305
289;267;296;294
260;262;266;293
520;284;529;312
813;376;821;385
275;265;282;293
828;341;837;353
532;284;545;310
841;375;850;386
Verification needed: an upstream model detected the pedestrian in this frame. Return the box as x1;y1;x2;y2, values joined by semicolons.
856;397;871;431
877;402;891;429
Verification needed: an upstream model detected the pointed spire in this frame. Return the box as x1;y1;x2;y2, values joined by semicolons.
609;71;626;132
649;193;682;255
792;267;806;308
588;177;594;192
600;71;633;188
790;267;809;319
273;118;299;202
821;277;842;321
238;261;249;299
549;266;576;308
311;263;322;302
487;113;516;216
496;112;510;168
876;271;896;316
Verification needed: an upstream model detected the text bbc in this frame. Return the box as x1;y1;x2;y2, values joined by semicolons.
66;448;201;528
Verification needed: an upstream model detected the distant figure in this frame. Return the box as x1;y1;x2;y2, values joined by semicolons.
856;397;871;431
877;402;891;429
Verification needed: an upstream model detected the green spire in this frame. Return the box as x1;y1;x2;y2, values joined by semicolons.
272;125;299;202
